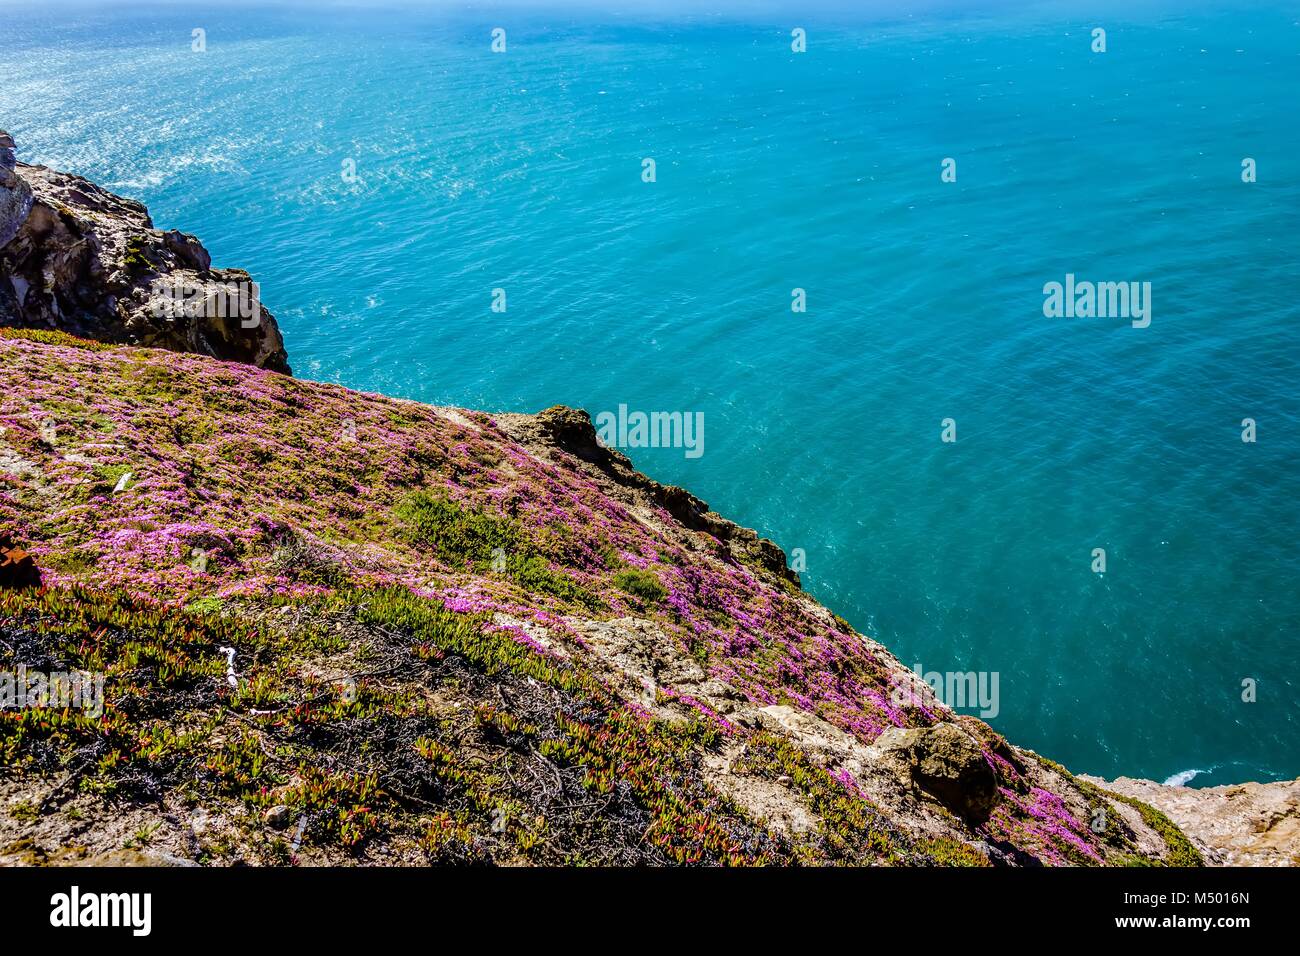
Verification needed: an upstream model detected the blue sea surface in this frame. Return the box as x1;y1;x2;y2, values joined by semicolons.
4;0;1298;786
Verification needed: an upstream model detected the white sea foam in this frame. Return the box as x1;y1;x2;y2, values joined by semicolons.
1163;768;1211;787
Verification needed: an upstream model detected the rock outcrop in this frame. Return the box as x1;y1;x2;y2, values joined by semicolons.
0;131;289;373
0;133;33;251
873;722;1000;824
1083;774;1300;866
499;405;799;586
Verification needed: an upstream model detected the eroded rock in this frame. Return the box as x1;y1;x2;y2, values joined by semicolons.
873;722;1000;824
0;131;289;372
1083;774;1300;866
0;131;34;250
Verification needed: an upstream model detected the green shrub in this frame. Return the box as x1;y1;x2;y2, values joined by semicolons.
122;236;152;274
507;554;598;608
394;492;516;566
613;567;667;603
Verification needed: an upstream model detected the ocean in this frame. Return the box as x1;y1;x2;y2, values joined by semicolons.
3;0;1297;786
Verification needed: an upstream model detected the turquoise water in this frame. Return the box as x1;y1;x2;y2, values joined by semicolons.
4;1;1298;786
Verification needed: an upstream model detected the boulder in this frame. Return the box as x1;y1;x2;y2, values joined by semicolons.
874;722;1000;824
263;804;293;830
162;228;212;272
0;535;41;590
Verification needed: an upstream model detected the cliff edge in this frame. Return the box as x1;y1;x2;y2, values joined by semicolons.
0;132;289;373
1083;775;1300;866
0;147;1293;868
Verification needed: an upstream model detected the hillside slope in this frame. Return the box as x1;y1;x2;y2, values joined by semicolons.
0;328;1206;866
1083;775;1300;867
3;138;1289;867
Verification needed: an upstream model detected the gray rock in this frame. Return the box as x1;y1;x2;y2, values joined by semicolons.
263;804;292;829
874;722;1000;824
0;130;33;250
0;131;290;372
163;228;212;272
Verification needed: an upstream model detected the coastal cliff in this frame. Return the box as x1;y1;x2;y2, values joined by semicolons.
0;139;1292;867
1082;775;1300;867
0;132;289;373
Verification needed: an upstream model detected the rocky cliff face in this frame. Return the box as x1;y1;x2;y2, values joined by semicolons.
1084;775;1300;867
0;158;1292;868
0;133;34;252
0;132;289;373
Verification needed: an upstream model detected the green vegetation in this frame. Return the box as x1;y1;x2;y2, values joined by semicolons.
1;585;795;864
506;553;599;608
394;492;598;608
0;578;1198;868
394;491;518;564
121;236;152;274
1035;756;1204;867
280;767;384;849
612;567;667;603
0;587;392;857
124;822;162;848
916;836;994;867
0;328;117;351
346;587;790;865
